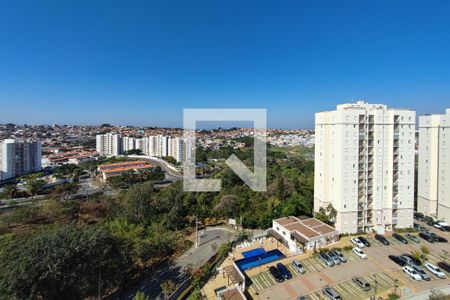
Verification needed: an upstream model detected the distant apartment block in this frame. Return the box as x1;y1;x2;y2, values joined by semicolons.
418;109;450;221
314;101;416;234
0;139;42;181
96;133;186;162
96;133;122;156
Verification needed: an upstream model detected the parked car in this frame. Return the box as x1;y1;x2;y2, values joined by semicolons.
292;260;306;274
322;287;341;300
276;263;292;280
352;247;367;259
402;254;421;266
358;236;371;247
331;250;347;263
424;216;434;224
434;235;448;243
296;297;309;300
403;266;422;281
406;233;420;243
392;233;408;244
411;265;431;281
434;223;443;230
419;232;435;243
389;255;407;266
352;277;371;291
319;252;335;267
425;263;446;279
375;234;390;245
401;255;415;266
327;251;341;265
351;237;365;248
269;266;285;282
437;261;450;273
414;212;425;221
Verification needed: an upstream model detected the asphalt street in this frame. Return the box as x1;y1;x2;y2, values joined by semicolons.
125;228;234;300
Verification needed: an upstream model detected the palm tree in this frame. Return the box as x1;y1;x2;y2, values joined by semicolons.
160;280;175;300
133;291;150;300
3;184;18;199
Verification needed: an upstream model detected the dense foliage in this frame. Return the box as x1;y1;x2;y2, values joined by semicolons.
0;145;315;298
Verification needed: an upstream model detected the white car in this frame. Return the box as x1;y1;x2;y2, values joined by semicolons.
425;263;446;279
352;247;367;259
351;237;365;248
403;266;422;281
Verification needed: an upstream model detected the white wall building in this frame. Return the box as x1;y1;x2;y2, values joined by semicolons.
418;109;450;221
314;101;416;234
122;137;136;153
0;139;42;181
96;133;122;156
135;137;149;154
168;137;184;162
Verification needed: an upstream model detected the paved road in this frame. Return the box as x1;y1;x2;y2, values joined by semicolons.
125;228;234;300
126;155;183;182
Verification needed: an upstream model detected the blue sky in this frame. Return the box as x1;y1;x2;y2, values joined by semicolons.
0;0;450;128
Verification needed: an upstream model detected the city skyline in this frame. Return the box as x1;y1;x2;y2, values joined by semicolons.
1;1;450;128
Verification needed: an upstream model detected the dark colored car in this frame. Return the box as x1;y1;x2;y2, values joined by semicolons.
441;226;450;232
389;255;407;266
406;233;420;243
375;234;390;246
414;212;425;221
352;277;371;291
437;261;450;273
419;232;435;243
319;252;335;267
276;263;292;280
269;266;284;283
392;233;408;244
358;236;371;247
434;235;448;243
402;253;421;266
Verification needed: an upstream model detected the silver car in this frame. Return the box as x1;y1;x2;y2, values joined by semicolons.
322;287;341;300
327;251;341;265
292;260;306;274
411;265;431;281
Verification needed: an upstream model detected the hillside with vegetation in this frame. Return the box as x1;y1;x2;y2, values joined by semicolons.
0;144;315;299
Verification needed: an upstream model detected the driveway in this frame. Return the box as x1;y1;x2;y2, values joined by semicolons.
125;227;235;299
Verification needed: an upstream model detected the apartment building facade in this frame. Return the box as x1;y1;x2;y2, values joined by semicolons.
418;109;450;221
0;139;42;181
96;133;122;156
314;101;415;234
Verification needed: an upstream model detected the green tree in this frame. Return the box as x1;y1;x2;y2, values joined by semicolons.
22;173;46;200
160;280;175;299
0;224;126;300
133;291;150;300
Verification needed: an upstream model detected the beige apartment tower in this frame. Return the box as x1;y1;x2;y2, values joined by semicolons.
314;101;416;234
418;109;450;221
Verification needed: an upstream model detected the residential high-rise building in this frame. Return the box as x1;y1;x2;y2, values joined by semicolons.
418;109;450;221
0;139;42;181
96;133;122;156
148;135;169;157
122;137;136;153
135;137;149;155
168;137;184;162
314;101;416;234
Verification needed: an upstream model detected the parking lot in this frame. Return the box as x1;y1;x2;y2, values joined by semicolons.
307;272;397;300
249;250;362;294
252;229;450;300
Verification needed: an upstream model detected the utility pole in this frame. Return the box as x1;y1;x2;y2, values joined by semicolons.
195;217;202;247
196;217;199;247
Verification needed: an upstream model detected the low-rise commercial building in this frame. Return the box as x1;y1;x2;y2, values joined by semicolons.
97;160;152;182
269;216;339;254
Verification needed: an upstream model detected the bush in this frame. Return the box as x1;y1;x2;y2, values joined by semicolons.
388;293;400;300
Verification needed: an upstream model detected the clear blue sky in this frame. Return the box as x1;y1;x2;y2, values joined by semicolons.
1;0;450;128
